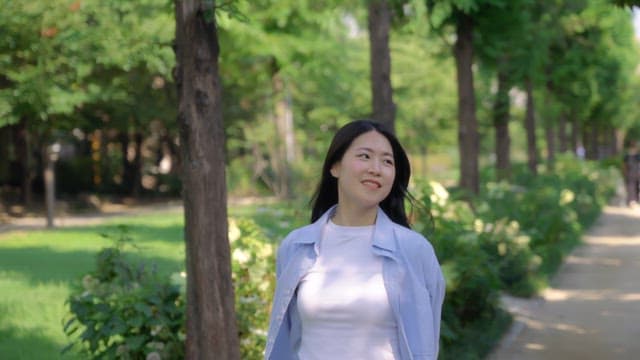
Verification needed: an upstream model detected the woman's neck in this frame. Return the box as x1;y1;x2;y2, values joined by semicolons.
331;204;377;226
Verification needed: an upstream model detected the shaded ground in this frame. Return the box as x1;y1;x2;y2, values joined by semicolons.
488;205;640;360
0;199;184;234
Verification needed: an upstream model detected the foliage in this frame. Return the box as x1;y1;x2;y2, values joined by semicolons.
62;218;276;360
478;156;619;278
408;155;617;357
229;218;276;360
412;180;509;359
63;226;185;359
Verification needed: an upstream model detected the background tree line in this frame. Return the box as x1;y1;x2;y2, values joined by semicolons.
1;0;638;211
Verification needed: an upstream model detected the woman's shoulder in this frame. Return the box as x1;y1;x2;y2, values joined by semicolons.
391;222;435;253
278;222;318;250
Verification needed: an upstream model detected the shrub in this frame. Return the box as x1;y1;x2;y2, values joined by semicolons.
63;226;185;359
229;218;276;360
413;181;508;360
63;220;276;360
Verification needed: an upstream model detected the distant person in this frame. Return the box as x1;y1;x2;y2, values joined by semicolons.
265;120;446;360
623;140;640;207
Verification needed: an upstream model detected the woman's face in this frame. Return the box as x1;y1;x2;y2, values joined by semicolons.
330;130;396;210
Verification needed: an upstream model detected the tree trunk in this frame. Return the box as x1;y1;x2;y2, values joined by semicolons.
544;81;556;170
614;128;625;156
493;66;511;181
271;66;294;199
524;78;538;175
587;123;598;160
570;116;581;157
368;0;395;133
454;12;480;194
119;131;133;190
544;120;556;171
14;117;33;205
558;112;568;153
132;131;143;197
0;126;10;184
43;143;56;228
174;1;240;359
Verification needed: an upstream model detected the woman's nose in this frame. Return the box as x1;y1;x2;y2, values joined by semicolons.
368;160;381;174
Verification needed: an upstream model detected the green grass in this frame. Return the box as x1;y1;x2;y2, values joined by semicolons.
0;203;301;359
0;210;186;359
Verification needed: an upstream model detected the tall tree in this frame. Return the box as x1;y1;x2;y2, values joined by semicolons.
368;0;396;132
425;0;507;195
174;1;240;358
452;10;479;194
474;0;536;180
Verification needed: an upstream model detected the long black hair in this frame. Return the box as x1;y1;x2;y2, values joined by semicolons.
309;119;413;228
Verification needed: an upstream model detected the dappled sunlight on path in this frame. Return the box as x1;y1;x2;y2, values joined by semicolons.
488;206;640;360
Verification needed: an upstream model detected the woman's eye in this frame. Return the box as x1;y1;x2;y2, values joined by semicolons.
358;153;370;159
384;159;394;166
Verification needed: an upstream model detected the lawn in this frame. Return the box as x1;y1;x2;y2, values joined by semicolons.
0;201;303;359
0;209;185;359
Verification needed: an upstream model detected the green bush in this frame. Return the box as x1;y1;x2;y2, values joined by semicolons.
411;157;617;358
477;157;618;282
63;226;185;359
413;181;509;360
229;218;276;360
63;220;276;360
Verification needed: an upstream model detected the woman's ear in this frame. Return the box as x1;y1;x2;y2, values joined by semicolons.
330;162;340;178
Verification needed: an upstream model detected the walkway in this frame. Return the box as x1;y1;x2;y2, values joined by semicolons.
488;205;640;360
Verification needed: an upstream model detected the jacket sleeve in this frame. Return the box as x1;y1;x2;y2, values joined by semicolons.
423;240;446;358
265;235;297;360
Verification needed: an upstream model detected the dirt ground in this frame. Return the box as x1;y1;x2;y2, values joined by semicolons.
488;204;640;360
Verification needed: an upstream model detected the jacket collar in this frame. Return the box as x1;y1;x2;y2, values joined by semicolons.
293;205;397;253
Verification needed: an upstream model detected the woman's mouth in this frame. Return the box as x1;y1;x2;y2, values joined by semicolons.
362;179;381;189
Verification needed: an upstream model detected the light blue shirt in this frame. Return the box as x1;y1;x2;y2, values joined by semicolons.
265;206;446;360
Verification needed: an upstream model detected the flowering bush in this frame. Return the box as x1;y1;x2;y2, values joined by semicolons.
229;218;276;360
63;220;276;360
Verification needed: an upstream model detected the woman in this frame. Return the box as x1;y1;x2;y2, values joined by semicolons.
265;120;445;360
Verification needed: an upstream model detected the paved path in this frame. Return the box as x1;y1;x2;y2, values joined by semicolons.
488;205;640;360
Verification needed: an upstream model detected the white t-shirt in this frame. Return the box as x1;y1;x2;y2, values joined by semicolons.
296;220;400;360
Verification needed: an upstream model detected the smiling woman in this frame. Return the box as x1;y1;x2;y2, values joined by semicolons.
264;120;446;360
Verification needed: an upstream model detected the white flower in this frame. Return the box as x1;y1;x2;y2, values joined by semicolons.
559;189;575;206
429;181;449;206
232;248;251;264
498;242;507;256
473;219;484;233
228;219;241;243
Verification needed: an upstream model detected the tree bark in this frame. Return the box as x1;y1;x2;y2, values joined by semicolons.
454;12;479;194
174;1;240;359
43;144;56;228
544;120;556;171
558;112;568;153
14;117;33;205
493;66;511;181
570;115;580;157
0;126;9;184
524;78;538;175
132;131;143;196
368;0;395;133
544;81;556;170
271;64;294;199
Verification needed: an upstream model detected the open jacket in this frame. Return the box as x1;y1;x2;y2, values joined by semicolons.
265;206;446;360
